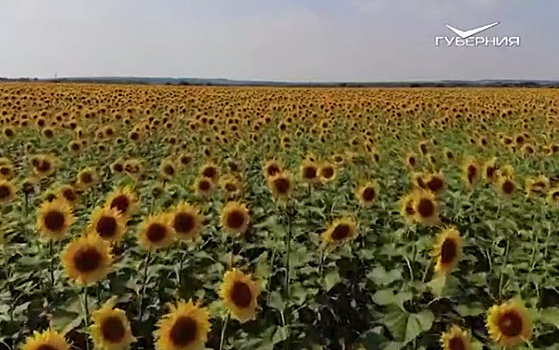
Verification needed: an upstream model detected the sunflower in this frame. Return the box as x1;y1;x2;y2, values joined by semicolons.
61;234;112;286
0;163;14;180
300;159;319;184
57;184;79;208
105;187;137;218
319;162;337;183
525;175;549;198
90;297;134;350
110;159;125;174
267;171;294;201
194;176;214;198
138;213;175;251
177;153;193;168
405;152;418;169
482;158;498;183
399;193;416;223
487;299;532;347
219;174;242;198
0;179;16;203
89;206;126;242
36;199;75;241
432;227;463;274
440;325;472;350
77;167;99;190
411;172;427;190
171;203;204;241
424;172;446;196
160;160;177;181
220;202;250;236
200;163;220;183
321;217;359;246
496;176;516;199
155;300;210;350
355;181;378;207
21;329;70;350
412;190;440;226
220;269;260;322
497;164;515;179
548;187;559;205
32;154;56;178
124;159;144;180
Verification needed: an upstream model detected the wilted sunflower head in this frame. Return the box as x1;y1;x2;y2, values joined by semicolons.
355;181;378;207
36;199;75;241
220;201;250;237
486;299;532;347
220;269;260;323
321;217;358;246
89;206;126;242
0;179;16;203
138;213;175;251
155;300;211;350
171;203;204;242
61;234;112;286
412;190;440;226
105;187;137;218
21;329;70;350
440;325;472;350
267;171;294;202
90;297;134;350
432;227;463;274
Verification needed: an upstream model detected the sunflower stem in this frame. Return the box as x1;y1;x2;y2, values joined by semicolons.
83;287;90;350
138;251;151;321
48;240;55;289
284;208;292;297
498;235;511;300
24;193;29;218
219;313;230;350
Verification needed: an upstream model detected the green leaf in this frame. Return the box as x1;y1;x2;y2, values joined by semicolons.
427;274;446;297
368;266;403;286
539;307;559;328
373;290;395;306
272;326;289;344
324;270;341;291
404;310;434;344
454;303;485;317
268;291;284;312
383;306;408;341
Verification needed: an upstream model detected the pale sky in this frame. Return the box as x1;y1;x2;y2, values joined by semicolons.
1;0;557;82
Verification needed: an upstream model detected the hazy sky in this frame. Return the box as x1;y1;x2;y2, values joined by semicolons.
1;0;557;82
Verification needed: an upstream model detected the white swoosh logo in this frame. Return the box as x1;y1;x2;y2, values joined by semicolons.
445;21;500;39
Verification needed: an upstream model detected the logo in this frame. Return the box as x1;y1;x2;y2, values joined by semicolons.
435;21;520;47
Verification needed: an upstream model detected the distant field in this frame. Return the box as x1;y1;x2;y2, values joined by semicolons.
2;83;559;350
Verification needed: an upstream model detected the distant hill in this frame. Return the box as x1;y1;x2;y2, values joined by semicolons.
1;76;558;88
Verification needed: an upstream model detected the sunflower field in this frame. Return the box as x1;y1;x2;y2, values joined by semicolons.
2;83;559;350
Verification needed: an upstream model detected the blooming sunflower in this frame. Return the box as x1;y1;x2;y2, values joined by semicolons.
155;300;210;350
482;158;498;183
525;175;549;198
76;167;99;190
57;184;79;208
61;234;112;286
160;160;177;181
411;190;440;226
300;159;319;184
263;159;283;180
220;269;260;323
21;329;70;350
319;162;337;183
90;297;134;350
200;163;220;184
0;179;16;203
89;206;126;242
496;176;516;199
432;227;463;274
220;202;250;236
487;299;532;347
36;199;75;241
462;158;480;190
193;176;214;198
424;172;446;196
171;203;204;242
355;181;378;207
399;193;416;223
440;325;472;350
548;187;559;205
219;174;242;198
105;187;137;218
267;171;294;202
321;217;359;246
138;213;175;251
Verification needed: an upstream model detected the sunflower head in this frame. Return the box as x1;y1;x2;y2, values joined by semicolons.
482;158;498;183
487;299;532;347
263;159;283;180
171;203;204;241
0;164;14;180
300;159;319;184
525;175;550;198
412;190;440;226
138;213;176;251
90;297;134;350
36;199;75;241
548;187;559;205
462;158;480;189
61;234;112;286
160;160;177;181
219;174;242;198
21;329;70;350
193;176;214;198
424;172;446;196
319;162;337;183
440;325;472;350
496;176;516;199
77;167;99;190
89;206;126;242
220;202;250;236
155;300;211;350
355;181;378;207
220;269;260;323
105;187;137;218
267;171;294;202
433;227;463;274
200;163;220;183
58;184;79;207
0;179;16;203
321;217;359;246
